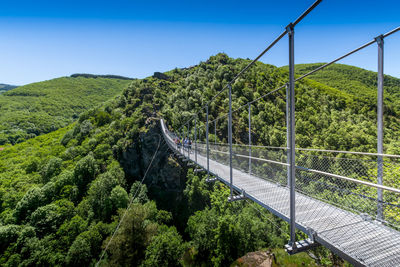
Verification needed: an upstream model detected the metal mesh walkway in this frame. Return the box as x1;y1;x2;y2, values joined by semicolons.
161;119;400;267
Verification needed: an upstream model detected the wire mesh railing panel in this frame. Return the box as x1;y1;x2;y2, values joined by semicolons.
294;151;400;229
168;122;400;232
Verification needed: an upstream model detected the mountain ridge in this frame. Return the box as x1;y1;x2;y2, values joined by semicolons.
0;83;18;94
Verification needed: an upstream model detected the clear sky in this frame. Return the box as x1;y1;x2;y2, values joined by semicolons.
0;0;399;85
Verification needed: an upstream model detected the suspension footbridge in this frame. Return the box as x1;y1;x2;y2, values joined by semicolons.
158;0;400;266
161;120;400;267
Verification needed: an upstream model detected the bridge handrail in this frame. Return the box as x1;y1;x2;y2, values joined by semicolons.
194;141;400;194
196;141;400;158
296;165;400;194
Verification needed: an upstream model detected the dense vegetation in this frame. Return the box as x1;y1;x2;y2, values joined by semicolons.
0;77;131;145
292;63;400;153
1;53;399;266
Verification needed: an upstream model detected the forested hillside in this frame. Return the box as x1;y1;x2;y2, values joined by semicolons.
292;63;400;153
293;63;400;105
1;53;399;266
0;77;131;145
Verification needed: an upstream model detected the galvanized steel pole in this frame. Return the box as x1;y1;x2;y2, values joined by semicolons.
187;122;190;158
287;23;296;248
181;129;184;154
215;120;217;145
206;105;210;179
376;35;384;220
248;103;252;175
286;84;290;187
195;117;197;163
228;84;234;198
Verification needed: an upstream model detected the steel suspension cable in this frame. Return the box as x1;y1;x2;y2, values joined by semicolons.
207;85;286;125
96;134;163;267
178;27;400;135
175;0;323;133
245;199;288;235
205;26;400;127
295;26;400;82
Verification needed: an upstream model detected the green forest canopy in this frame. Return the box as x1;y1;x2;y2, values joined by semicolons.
1;54;399;266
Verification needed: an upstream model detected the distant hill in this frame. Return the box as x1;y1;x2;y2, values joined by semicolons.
0;83;18;94
0;76;131;144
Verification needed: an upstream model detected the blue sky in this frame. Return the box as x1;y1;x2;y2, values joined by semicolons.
0;0;399;85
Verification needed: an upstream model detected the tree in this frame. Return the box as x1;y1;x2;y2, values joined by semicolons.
73;153;97;196
142;226;186;267
40;157;62;183
183;170;210;214
106;202;159;266
67;222;108;267
186;208;219;263
87;172;120;220
110;186;129;210
29;200;74;237
80;120;93;136
95;111;112;126
129;181;149;204
57;215;88;247
14;187;44;223
0;224;21;253
66;236;92;267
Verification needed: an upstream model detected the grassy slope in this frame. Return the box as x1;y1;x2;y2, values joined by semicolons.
0;77;131;144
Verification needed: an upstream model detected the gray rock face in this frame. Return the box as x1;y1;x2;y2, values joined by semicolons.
153;72;170;81
120;118;185;192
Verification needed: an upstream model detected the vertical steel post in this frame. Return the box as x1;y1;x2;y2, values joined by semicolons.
376;35;384;220
287;23;296;248
248;103;252;175
187;122;190;158
286;84;290;187
206;105;210;179
228;84;233;198
181;129;184;154
215;120;217;146
195;118;197;163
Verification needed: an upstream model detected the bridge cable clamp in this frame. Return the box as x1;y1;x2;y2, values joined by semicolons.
228;189;247;202
285;238;318;255
360;213;372;222
205;176;218;183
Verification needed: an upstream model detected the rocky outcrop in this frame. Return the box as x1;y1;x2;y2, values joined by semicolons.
232;250;276;267
153;72;170;81
120;118;186;192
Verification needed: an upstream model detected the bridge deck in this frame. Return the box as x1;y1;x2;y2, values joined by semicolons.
161;120;400;267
